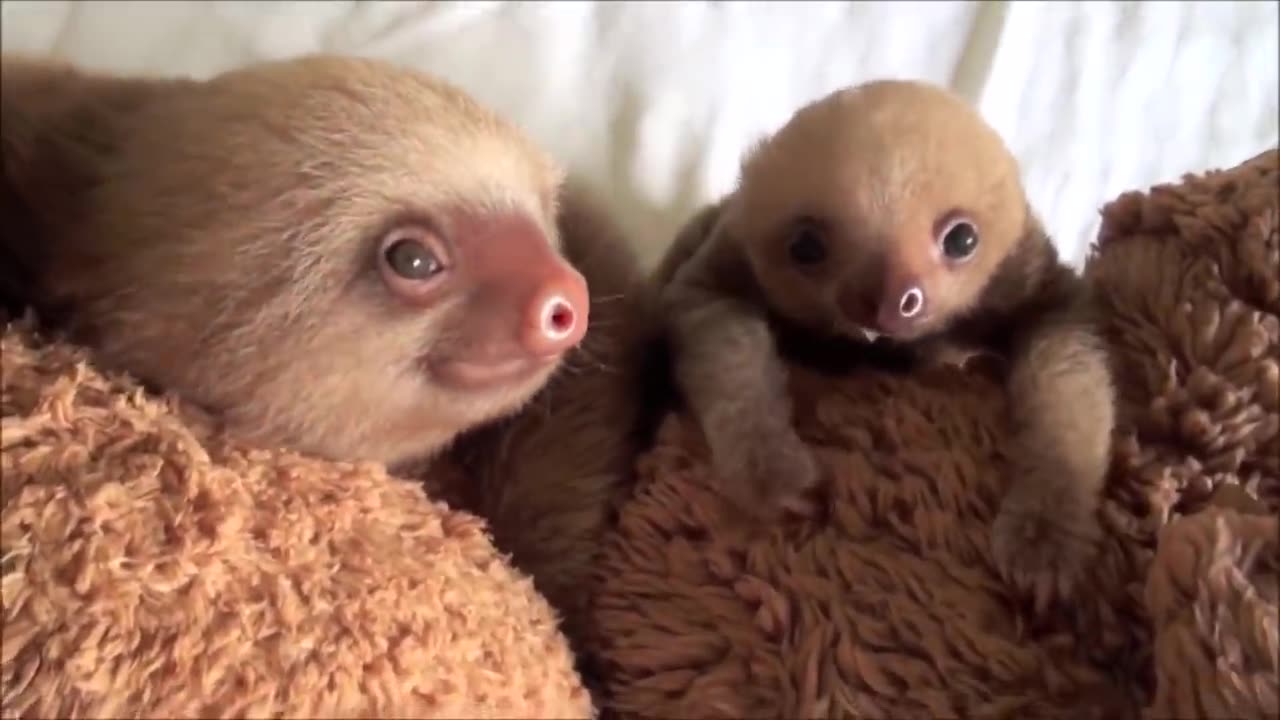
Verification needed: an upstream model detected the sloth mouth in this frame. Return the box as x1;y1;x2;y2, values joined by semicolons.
426;354;558;390
850;323;927;344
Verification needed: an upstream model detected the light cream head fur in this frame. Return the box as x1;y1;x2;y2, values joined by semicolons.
724;79;1031;341
27;54;587;467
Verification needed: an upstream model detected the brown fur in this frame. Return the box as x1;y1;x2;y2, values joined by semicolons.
0;55;196;314
657;80;1116;606
0;54;650;650
444;179;654;657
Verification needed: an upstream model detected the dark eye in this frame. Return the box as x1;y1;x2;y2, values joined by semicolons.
787;221;827;265
377;225;451;302
940;220;979;260
383;233;443;280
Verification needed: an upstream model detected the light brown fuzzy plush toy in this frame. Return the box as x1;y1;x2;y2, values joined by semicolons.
587;148;1279;720
1;319;593;718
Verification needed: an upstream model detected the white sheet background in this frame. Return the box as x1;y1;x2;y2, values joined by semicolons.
3;0;1277;268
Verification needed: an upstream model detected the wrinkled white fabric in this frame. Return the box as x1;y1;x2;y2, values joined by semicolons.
3;0;1276;267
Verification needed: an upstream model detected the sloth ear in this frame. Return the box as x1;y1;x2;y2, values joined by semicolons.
0;56;192;314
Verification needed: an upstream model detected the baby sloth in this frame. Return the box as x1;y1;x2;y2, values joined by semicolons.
1;53;591;468
2;54;651;643
659;79;1115;602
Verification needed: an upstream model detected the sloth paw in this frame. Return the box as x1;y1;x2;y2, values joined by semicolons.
718;429;822;523
991;485;1102;616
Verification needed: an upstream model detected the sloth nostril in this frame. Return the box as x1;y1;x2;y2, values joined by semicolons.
542;297;575;339
898;287;924;318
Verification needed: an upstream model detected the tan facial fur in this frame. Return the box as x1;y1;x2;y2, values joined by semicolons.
724;80;1029;342
1;54;591;468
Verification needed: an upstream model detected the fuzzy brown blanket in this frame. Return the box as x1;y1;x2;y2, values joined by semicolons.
586;149;1280;719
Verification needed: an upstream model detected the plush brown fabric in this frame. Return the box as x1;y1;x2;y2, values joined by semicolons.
587;149;1279;719
0;322;591;717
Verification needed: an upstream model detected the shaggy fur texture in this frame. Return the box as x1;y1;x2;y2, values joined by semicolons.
587;148;1279;719
0;324;591;717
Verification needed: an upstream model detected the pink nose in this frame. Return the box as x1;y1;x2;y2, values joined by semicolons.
874;277;928;337
521;267;589;358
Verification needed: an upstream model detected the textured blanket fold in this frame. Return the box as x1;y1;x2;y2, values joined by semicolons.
0;320;591;717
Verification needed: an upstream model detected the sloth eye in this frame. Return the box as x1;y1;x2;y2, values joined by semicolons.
940;219;979;261
787;220;828;265
377;225;451;301
381;228;445;281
